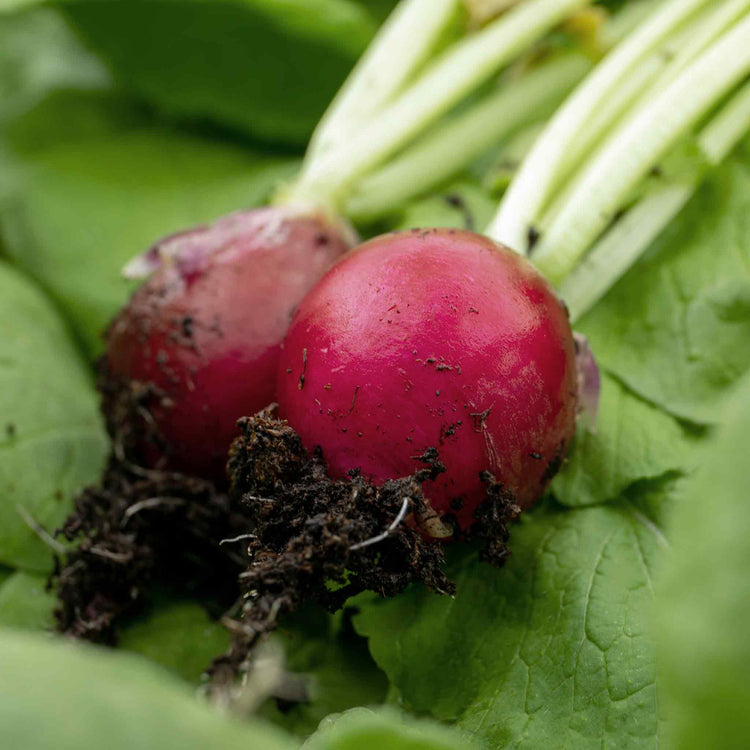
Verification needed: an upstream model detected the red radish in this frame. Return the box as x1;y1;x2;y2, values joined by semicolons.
276;228;577;533
103;206;355;480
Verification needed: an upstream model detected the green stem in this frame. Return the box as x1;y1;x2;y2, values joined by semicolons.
530;14;750;285
560;79;750;321
306;0;462;161
282;0;589;212
486;0;714;253
699;76;750;163
597;0;668;49
537;0;750;236
647;0;750;93
344;53;591;222
559;185;696;322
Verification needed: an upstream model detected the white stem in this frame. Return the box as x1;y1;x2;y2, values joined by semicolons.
306;0;462;161
531;14;750;285
597;0;669;50
537;0;750;236
559;185;695;322
699;75;750;163
649;0;750;93
285;0;589;211
486;0;714;252
345;53;591;221
558;78;750;321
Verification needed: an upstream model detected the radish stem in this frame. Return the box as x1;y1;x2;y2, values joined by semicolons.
699;77;750;164
559;185;697;322
283;0;589;211
306;0;463;160
530;14;750;285
647;0;750;94
466;0;524;26
555;78;750;322
487;0;714;252
345;53;591;221
536;0;750;238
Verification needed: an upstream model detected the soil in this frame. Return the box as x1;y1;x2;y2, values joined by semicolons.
210;413;455;684
54;458;247;643
55;404;520;687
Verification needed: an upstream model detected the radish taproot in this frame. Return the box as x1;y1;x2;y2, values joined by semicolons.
276;228;578;534
102;206;354;479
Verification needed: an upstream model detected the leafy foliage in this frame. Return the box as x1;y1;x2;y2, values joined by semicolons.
0;262;107;572
656;374;750;749
1;3;749;747
376;179;498;235
0;626;481;749
118;599;231;684
0;7;108;129
578;146;750;424
57;0;388;146
0;572;55;631
306;706;480;749
0;628;297;750
260;607;389;737
553;372;699;507
354;499;667;749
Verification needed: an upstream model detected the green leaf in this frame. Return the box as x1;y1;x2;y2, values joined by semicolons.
1;90;298;356
260;606;389;738
118;599;231;684
0;262;107;572
352;0;399;23
0;1;46;15
365;179;497;236
0;628;296;750
0;7;109;130
553;372;700;507
578;146;750;424
354;499;668;749
0;571;55;631
58;0;383;146
306;706;480;750
656;373;750;749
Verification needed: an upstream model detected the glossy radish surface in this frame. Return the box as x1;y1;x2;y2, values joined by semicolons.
103;206;354;480
277;228;577;533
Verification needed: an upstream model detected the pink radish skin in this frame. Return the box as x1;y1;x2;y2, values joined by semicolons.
104;206;354;480
276;228;577;533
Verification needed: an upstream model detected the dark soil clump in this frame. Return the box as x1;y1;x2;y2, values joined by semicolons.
210;413;455;684
54;460;248;644
471;472;522;566
97;360;171;477
55;407;520;689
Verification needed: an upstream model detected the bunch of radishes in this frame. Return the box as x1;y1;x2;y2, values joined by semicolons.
103;0;598;541
102;0;750;544
54;0;750;682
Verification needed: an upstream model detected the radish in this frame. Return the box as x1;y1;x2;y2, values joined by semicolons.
276;228;578;534
101;0;588;480
103;207;353;479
